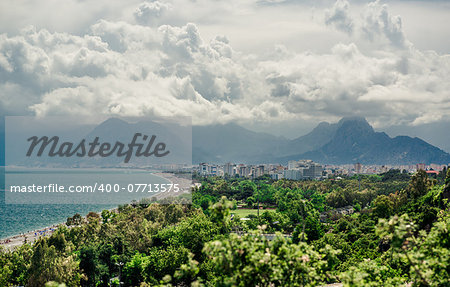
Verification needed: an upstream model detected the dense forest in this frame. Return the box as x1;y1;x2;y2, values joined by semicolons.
1;168;449;286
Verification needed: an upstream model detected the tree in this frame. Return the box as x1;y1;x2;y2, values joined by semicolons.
143;246;190;284
405;170;433;199
238;180;256;200
79;246;97;287
284;198;323;241
0;244;32;286
122;253;146;286
372;212;450;286
443;167;450;200
372;195;394;218
27;238;83;287
209;196;234;234
203;231;340;286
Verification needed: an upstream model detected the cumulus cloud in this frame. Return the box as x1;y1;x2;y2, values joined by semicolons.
324;0;409;49
134;1;172;26
361;0;409;49
0;0;449;129
324;0;354;34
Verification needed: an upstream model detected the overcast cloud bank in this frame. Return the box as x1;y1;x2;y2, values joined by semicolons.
0;0;449;132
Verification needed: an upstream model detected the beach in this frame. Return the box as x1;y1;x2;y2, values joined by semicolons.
0;172;193;250
0;225;58;250
153;172;193;193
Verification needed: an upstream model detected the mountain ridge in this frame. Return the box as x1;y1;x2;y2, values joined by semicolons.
1;117;449;166
192;117;450;165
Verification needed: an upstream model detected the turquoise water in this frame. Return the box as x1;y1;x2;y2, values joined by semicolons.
0;168;169;239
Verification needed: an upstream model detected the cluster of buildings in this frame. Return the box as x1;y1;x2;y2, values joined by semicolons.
197;159;324;180
284;160;323;180
196;161;447;180
323;163;448;176
199;162;273;179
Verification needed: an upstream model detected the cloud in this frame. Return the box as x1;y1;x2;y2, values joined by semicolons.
134;1;172;26
0;0;449;130
324;0;409;49
324;0;354;34
361;0;409;49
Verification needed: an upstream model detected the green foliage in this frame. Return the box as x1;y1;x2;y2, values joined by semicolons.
27;237;83;287
444;167;450;199
209;196;234;234
144;246;190;284
326;187;377;208
153;212;220;257
341;258;406;286
1;172;449;286
380;169;411;182
372;195;394;218
405;169;434;199
375;211;450;286
203;231;340;286
0;244;32;286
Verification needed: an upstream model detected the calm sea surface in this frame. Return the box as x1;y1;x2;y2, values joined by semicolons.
0;167;168;239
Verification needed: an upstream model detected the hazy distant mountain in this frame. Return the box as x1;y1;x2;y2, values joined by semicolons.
192;119;343;163
77;118;192;166
192;123;286;163
290;117;450;165
4;118;191;167
192;117;450;165
280;121;339;156
384;121;450;154
2;117;450;166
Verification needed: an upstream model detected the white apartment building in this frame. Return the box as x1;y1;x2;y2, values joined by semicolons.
285;159;323;180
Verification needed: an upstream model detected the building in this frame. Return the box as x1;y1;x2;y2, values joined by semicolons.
223;162;236;176
425;170;439;178
270;173;284;180
254;165;265;178
416;163;426;171
238;165;251;178
302;163;323;179
283;169;303;180
354;162;362;174
286;159;323;179
288;160;298;170
199;163;209;175
199;163;219;176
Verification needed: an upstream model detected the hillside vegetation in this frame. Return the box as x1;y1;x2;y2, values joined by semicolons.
1;168;449;286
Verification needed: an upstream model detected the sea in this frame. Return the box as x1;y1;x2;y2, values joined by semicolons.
0;167;169;239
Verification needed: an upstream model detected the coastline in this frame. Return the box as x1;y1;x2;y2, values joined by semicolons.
0;172;193;250
0;225;59;250
152;172;193;193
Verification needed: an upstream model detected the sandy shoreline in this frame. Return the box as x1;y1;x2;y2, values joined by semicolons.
0;172;193;250
153;172;193;192
0;225;59;250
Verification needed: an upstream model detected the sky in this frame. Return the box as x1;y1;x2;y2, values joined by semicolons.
0;0;449;150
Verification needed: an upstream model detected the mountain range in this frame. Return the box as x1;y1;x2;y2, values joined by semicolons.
2;116;449;166
192;117;450;165
3;118;191;167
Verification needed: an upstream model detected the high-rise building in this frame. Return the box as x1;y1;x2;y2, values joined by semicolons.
254;165;265;178
238;165;251;178
303;163;323;179
284;169;303;180
288;160;298;170
354;162;362;174
224;162;236;176
199;163;219;176
287;159;323;179
199;163;209;175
